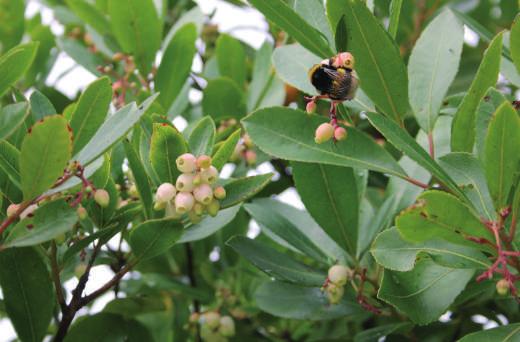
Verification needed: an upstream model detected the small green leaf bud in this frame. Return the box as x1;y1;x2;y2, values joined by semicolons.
176;153;197;173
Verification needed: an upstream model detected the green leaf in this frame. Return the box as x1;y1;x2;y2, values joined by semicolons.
451;32;503;152
396;190;493;251
458;323;520;342
188;116;215;157
0;102;29;140
216;34;246;88
438;153;495;220
272;44;320;95
334;15;348;53
365;112;462;197
511;15;520;73
354;322;412;342
0;0;24;52
65;313;153;342
387;0;403;39
123;140;153;219
255;280;363;320
0;140;21;190
162;6;205;48
245;201;329;263
371;227;490;272
150;123;188;184
29;91;56;120
378;258;473;325
227;236;325;286
220;173;273;209
248;0;334;58
0;247;55;342
129;218;183;261
248;42;275;111
292;162;358;255
202;78;247;120
178;205;241;243
212;128;241;170
475;88;508;161
57;37;102;76
70;77;112;155
156;23;197;111
65;0;111;35
108;0;161;73
408;10;464;132
484;102;520;211
293;0;334;46
74;94;158;166
242;107;406;178
20;115;72;200
328;0;408;123
0;42;39;97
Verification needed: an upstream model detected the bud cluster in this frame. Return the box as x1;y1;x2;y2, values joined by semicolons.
323;265;351;305
314;122;347;144
199;311;236;341
230;134;257;166
153;153;226;223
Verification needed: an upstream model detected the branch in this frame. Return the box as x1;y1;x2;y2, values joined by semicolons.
50;242;67;312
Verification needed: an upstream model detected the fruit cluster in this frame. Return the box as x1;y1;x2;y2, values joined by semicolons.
323;265;351;304
153;153;226;223
199;312;235;341
314;122;347;144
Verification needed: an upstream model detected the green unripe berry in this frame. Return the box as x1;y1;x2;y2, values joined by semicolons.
207;199;220;217
496;279;510;296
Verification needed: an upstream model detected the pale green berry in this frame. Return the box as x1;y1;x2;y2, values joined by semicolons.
207;199;220;217
94;189;110;208
496;279;510;296
193;203;205;216
201;166;219;184
328;265;350;286
176;153;197;173
214;186;226;200
326;282;344;304
197;155;212;169
194;184;213;205
155;183;176;203
315;123;334;144
219;316;235;337
175;192;195;213
77;206;88;220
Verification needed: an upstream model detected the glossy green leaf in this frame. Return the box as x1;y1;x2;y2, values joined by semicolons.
227;236;325;286
220;173;273;209
29;91;56;120
0;42;39;97
396;190;493;251
156;23;197;111
0;0;24;52
0;102;29;140
387;0;403;39
475;88;508;161
272;44;320;95
202;77;247;120
378;258;474;325
188;116;215;157
212;128;240;170
129;218;183;261
451;32;503;152
248;42;275;111
57;38;102;76
74;94;158;166
334;15;348;53
293;0;334;45
0;247;55;342
0;140;21;190
242;107;406;178
178;205;241;243
511;14;520;73
150;123;187;184
70;76;112;155
484;102;520;210
458;323;520;342
20;115;72;200
292;162;358;255
65;0;110;35
162;6;205;48
108;0;161;73
123;140;153;219
255;280;363;320
216;34;246;88
328;0;408;122
354;322;412;342
408;10;463;132
248;0;334;58
371;228;490;272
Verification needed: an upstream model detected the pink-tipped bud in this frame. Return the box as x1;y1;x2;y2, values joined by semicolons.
496;279;510;296
193;184;213;205
334;127;348;141
193;203;205;216
219;316;235;337
155;183;176;203
176;153;197;173
175;192;195;213
207;199;220;217
188;210;202;224
94;189;110;208
306;101;317;113
201;166;219;184
6;204;19;217
197;155;212;169
245;150;257;165
214;186;226;200
326;282;344;304
243;134;254;149
20;204;38;219
328;265;350;286
77;206;88;220
314;123;334;144
176;173;195;192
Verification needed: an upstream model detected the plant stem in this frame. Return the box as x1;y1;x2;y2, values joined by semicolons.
428;132;435;159
50;242;67;312
404;176;429;189
185;243;201;341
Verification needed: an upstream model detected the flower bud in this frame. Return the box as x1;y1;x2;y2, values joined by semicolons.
203;312;220;329
193;203;205;216
193;184;213;205
219;316;235;337
314;123;334;144
188;210;202;224
77;206;88;220
176;173;195;192
207;199;220;217
165;201;182;219
6;204;19;217
154;201;166;211
243;134;254;149
306;101;317;113
334;127;347;141
328;265;350;286
94;189;110;207
245;150;257;165
496;279;510;296
230;143;245;161
176;153;197;173
156;183;176;204
174;192;195;213
128;184;139;197
214;186;226;200
201;166;219;184
20;204;38;219
326;282;344;304
197;155;212;170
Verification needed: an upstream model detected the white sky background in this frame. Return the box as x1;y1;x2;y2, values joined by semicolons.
0;0;505;340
